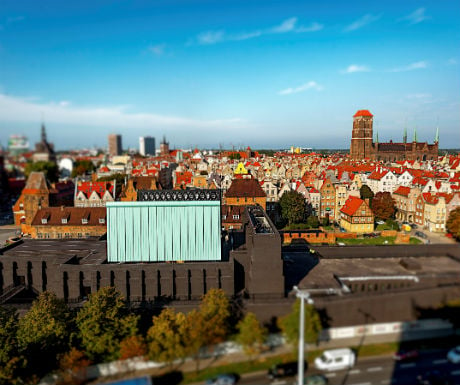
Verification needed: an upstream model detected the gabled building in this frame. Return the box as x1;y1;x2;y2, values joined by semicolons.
339;196;374;233
224;177;267;210
74;180;116;207
320;178;336;221
393;186;421;223
29;207;107;239
120;176;160;201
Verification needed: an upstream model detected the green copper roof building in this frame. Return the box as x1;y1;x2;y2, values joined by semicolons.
107;190;221;263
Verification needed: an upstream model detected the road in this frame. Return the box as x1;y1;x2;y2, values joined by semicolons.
235;349;460;385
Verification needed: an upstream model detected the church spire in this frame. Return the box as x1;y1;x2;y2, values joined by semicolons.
435;126;439;143
41;122;47;143
403;124;407;144
413;127;418;142
375;130;379;145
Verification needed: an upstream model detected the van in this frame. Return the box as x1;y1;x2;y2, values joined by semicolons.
314;348;355;371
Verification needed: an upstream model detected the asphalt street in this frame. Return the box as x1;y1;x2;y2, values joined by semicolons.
235;349;460;385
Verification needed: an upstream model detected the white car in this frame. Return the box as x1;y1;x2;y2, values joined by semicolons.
314;348;355;371
447;346;460;363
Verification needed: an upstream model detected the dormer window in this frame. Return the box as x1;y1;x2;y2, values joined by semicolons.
82;218;88;224
99;218;105;224
41;218;48;224
62;218;68;224
233;215;240;220
222;215;227;220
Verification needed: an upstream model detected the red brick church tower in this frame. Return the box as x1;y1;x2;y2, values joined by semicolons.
350;109;374;160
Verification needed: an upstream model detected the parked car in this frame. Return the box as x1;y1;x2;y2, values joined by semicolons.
393;349;419;361
314;348;355;371
447;346;460;363
206;374;239;385
268;362;305;379
410;223;418;229
415;231;428;239
376;220;385;225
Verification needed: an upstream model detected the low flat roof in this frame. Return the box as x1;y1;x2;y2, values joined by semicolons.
298;256;460;291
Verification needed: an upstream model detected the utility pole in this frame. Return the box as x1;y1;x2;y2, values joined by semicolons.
294;286;314;385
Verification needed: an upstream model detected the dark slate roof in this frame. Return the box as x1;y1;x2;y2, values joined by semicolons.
225;178;267;198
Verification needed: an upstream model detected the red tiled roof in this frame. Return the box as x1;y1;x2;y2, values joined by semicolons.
225;178;266;198
77;181;114;197
393;186;410;197
31;207;107;226
340;196;366;216
353;109;373;118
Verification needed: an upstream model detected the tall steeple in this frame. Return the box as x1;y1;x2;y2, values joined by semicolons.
375;131;379;145
403;125;407;144
41;123;47;143
413;127;418;142
435;126;439;143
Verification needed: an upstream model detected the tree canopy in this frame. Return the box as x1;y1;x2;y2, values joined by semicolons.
371;191;396;220
236;312;267;359
359;184;374;206
76;287;139;362
71;160;95;178
147;308;187;364
277;299;322;346
0;307;23;385
24;161;59;182
447;207;460;240
279;191;306;226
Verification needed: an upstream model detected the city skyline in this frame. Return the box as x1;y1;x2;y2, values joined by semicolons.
1;0;459;150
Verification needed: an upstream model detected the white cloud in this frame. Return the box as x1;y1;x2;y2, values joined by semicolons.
148;44;166;56
192;17;322;45
344;14;381;32
0;93;245;131
389;61;428;72
271;17;298;33
400;8;430;24
196;30;225;45
279;81;323;95
447;58;458;65
296;22;324;33
341;64;370;74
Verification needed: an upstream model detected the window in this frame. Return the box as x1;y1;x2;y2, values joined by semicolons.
222;215;227;220
41;218;47;224
44;233;50;239
37;233;43;239
99;218;105;224
233;215;240;220
82;218;88;224
77;233;82;238
65;233;70;239
62;218;67;224
57;233;62;239
19;203;24;209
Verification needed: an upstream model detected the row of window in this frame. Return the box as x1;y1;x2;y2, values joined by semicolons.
40;218;106;225
37;232;92;239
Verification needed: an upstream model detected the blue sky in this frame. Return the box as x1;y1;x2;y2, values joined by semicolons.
0;0;459;150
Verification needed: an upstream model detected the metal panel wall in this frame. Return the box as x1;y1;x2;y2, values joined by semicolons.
107;201;221;262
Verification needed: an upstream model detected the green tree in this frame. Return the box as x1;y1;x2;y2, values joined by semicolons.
76;287;139;362
17;292;72;378
24;161;59;182
447;207;460;240
359;184;374;207
306;216;320;229
279;191;306;226
277;299;322;347
71;160;95;178
147;308;187;365
182;289;231;371
236;312;267;359
228;152;241;160
0;307;24;385
372;192;396;220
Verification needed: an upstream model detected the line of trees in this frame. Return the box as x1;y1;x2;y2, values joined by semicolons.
0;287;323;384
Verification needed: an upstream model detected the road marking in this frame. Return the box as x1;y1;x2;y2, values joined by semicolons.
348;382;371;385
349;369;361;374
451;370;460;375
271;381;286;385
433;359;448;365
400;362;416;368
368;367;383;372
325;373;336;378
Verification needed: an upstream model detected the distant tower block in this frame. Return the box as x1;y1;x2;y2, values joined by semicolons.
350;109;374;160
139;136;156;156
108;134;122;156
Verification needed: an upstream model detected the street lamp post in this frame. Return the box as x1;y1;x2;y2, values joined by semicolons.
293;286;314;385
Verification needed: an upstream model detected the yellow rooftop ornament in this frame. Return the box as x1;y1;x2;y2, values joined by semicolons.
234;162;248;175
